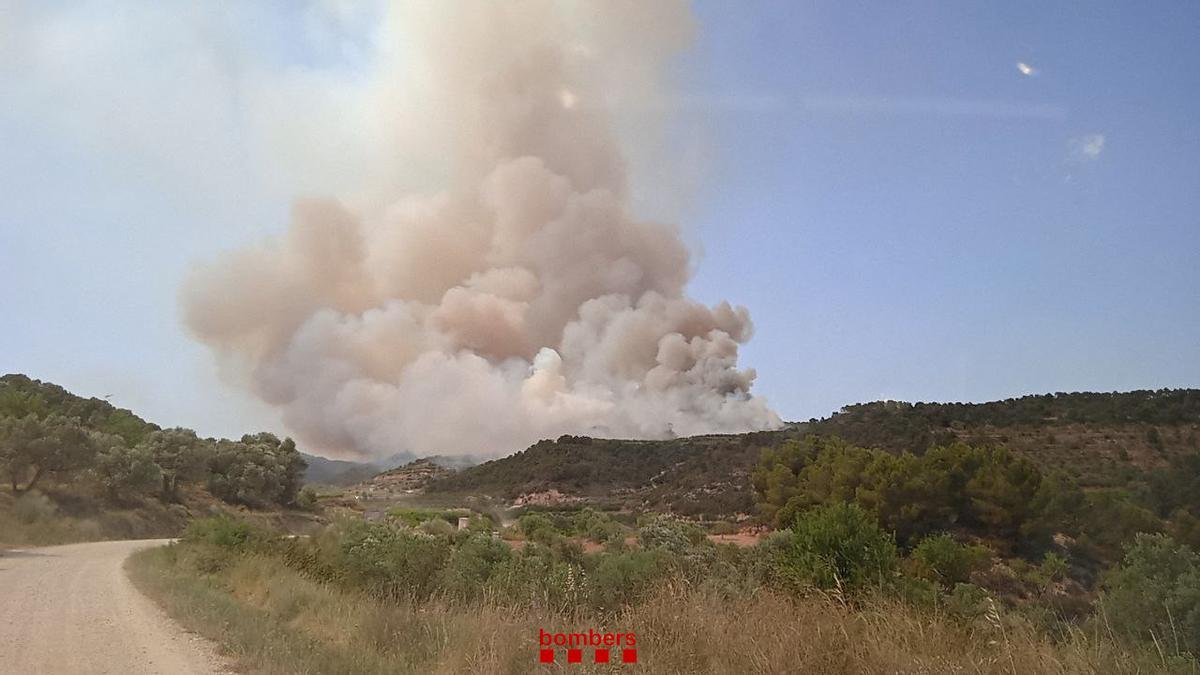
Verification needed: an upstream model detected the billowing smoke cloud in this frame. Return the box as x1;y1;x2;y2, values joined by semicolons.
182;1;780;459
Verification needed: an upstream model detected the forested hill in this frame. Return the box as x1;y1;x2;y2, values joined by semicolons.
0;373;160;445
810;389;1200;455
425;388;1200;517
426;431;799;516
1;374;311;544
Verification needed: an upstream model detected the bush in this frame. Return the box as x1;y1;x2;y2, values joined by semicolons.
438;533;512;601
483;547;580;609
588;549;668;609
13;490;57;523
944;583;991;620
420;518;456;537
337;521;451;600
1101;533;1200;655
184;515;263;549
573;508;625;542
637;517;706;555
907;534;990;588
517;513;556;542
295;487;319;511
1038;551;1069;584
781;502;898;592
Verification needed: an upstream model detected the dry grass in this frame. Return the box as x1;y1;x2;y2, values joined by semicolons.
0;488;189;547
128;543;1185;675
0;485;325;549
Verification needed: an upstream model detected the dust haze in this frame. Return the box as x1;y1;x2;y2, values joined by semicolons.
182;1;780;459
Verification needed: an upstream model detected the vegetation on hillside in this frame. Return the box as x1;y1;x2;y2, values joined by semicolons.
426;431;796;517
0;374;310;544
754;434;1200;562
425;389;1200;523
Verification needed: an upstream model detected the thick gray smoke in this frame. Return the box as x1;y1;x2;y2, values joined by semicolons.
182;1;780;459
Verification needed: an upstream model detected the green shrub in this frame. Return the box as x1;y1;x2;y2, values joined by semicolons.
438;533;512;601
337;521;451;600
295;487;319;511
183;515;263;549
588;549;668;609
1101;533;1200;655
571;508;625;543
908;534;990;588
483;548;578;609
892;575;939;609
1038;551;1069;584
781;502;898;592
517;513;555;541
420;518;456;537
741;529;792;587
637;517;706;555
944;583;991;620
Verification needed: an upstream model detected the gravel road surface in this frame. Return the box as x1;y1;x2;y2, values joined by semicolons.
0;539;228;674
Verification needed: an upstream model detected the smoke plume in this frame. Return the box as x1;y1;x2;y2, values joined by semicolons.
183;1;780;459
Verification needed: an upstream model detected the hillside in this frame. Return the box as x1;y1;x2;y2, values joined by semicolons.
426;430;798;517
426;389;1200;516
807;390;1199;484
0;374;318;545
0;373;161;445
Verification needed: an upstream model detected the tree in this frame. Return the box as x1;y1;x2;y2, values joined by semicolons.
206;433;306;507
0;414;40;491
0;414;97;492
141;428;208;501
963;447;1042;542
94;439;161;501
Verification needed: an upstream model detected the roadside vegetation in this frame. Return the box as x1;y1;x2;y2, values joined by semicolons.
132;507;1196;674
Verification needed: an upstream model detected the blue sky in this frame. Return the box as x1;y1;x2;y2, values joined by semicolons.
1;1;1197;440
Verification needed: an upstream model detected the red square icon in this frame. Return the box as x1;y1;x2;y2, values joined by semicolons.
595;648;610;663
567;648;582;663
622;648;638;663
539;649;554;663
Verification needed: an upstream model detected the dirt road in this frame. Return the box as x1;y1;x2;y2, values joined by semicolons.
0;539;228;674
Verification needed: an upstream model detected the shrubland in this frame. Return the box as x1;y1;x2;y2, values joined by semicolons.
133;505;1197;673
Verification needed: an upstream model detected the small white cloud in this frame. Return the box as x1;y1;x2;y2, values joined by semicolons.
1071;133;1106;161
1017;62;1037;76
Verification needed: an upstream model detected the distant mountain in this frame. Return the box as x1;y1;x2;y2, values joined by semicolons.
300;454;386;486
301;451;483;486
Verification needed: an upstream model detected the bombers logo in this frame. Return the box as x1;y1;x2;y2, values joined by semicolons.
538;629;638;664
